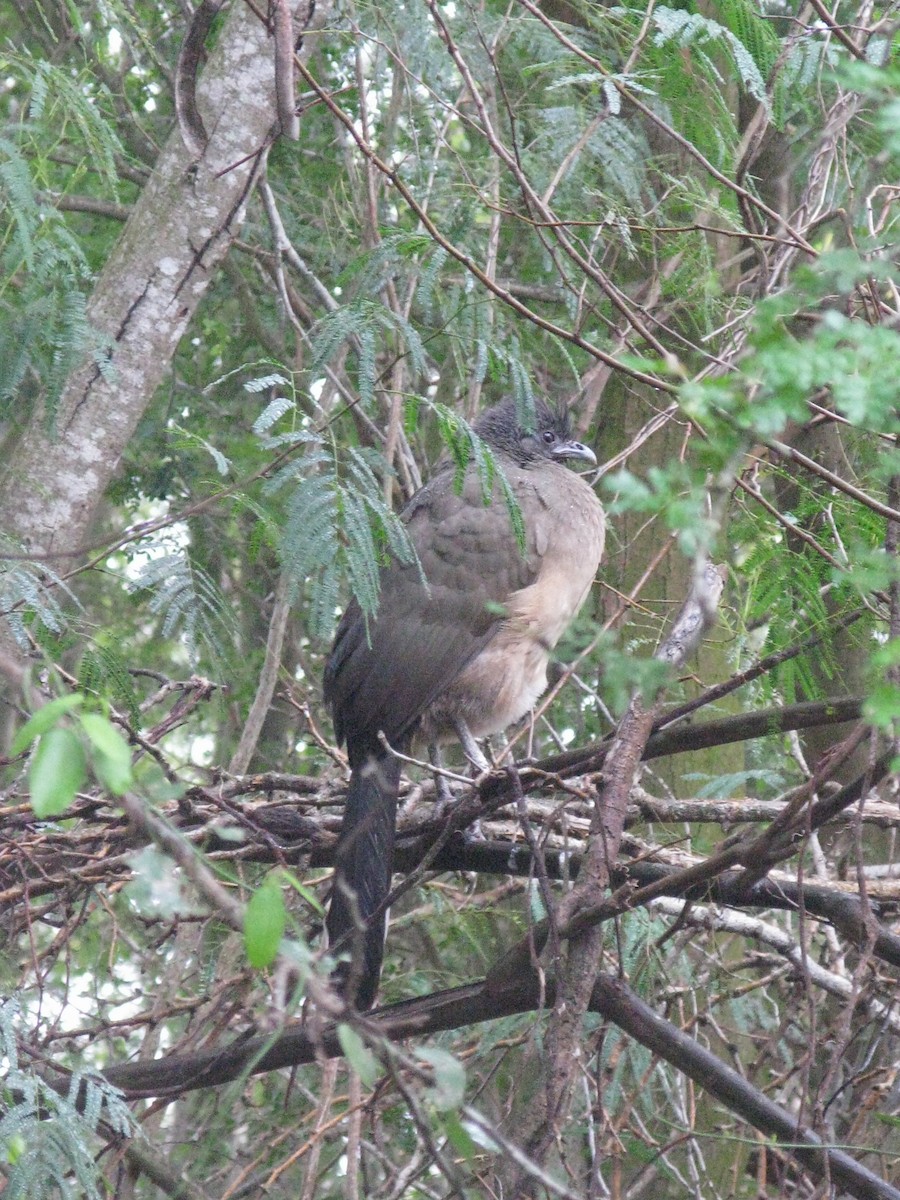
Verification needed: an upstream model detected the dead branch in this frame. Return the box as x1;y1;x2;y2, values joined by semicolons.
89;971;900;1200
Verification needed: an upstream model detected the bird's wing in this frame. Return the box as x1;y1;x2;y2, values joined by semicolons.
325;461;542;755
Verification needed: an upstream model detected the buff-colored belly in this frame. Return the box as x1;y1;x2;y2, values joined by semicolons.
418;463;604;746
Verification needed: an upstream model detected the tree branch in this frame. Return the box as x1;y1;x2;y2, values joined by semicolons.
94;971;900;1200
514;563;726;1182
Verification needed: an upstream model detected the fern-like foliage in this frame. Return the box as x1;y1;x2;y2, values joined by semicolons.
430;402;527;553
415;243;450;322
253;382;540;635
78;644;142;725
648;7;769;104
126;546;237;667
782;35;835;94
265;437;421;637
22;58;123;191
0;1000;134;1200
309;298;427;408
0;54;124;420
252;371;427;634
0;137;97;415
0;538;77;647
730;477;878;703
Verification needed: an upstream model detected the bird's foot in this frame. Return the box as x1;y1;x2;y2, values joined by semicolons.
433;770;454;813
453;719;492;774
463;817;485;842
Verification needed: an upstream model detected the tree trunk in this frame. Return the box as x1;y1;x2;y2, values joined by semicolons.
0;0;321;566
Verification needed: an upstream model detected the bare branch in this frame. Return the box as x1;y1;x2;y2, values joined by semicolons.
93;973;900;1200
272;0;300;140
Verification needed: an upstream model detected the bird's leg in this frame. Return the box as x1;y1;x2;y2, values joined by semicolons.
453;718;491;773
427;724;490;838
452;719;490;843
428;742;454;812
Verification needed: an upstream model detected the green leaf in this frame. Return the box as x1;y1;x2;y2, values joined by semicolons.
244;877;286;968
282;869;326;916
441;1111;482;1159
79;713;133;795
863;683;900;731
528;879;548;922
5;1131;27;1165
420;1047;466;1111
871;637;900;671
11;693;84;755
336;1024;380;1086
29;727;87;817
211;824;247;843
126;846;197;919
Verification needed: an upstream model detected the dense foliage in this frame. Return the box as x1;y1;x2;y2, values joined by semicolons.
1;0;899;1195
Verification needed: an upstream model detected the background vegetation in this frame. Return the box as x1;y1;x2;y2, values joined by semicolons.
1;0;899;1195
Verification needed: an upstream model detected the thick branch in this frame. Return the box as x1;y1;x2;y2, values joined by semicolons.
95;972;900;1200
540;696;863;778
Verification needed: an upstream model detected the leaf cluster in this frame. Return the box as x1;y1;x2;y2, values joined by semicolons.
0;1001;134;1200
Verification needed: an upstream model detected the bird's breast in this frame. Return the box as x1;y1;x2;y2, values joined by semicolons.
419;464;605;744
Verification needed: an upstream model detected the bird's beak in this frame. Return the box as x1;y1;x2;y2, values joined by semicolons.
553;440;597;467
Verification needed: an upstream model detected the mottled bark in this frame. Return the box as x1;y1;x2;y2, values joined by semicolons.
0;0;321;567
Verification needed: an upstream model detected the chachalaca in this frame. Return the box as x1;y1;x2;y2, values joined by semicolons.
324;398;606;1007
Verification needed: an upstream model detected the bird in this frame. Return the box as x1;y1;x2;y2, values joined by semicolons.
324;397;606;1007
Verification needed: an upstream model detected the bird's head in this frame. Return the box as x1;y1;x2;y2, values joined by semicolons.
474;399;597;468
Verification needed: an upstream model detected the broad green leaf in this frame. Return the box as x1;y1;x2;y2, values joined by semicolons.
441;1111;481;1159
210;824;247;843
79;713;134;794
863;683;900;731
244;878;286;968
127;846;197;918
30;727;87;817
420;1047;466;1111
11;693;84;755
336;1024;380;1086
5;1132;27;1165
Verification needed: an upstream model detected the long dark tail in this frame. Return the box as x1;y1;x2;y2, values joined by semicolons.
326;746;402;1009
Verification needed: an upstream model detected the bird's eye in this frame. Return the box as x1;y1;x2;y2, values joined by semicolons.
542;430;556;444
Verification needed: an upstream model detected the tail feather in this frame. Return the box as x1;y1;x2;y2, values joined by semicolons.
326;748;402;1009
